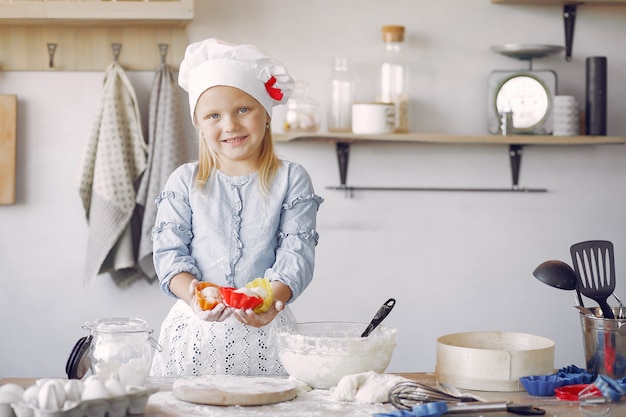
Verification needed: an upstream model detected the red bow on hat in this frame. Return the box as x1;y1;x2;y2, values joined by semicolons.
265;76;283;101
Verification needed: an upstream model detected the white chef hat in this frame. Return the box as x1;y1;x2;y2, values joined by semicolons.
178;38;294;125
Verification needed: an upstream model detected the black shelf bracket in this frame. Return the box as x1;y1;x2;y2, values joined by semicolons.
336;142;350;186
327;142;547;195
563;3;579;62
509;144;523;189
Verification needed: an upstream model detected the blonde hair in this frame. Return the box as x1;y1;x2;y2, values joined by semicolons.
195;125;281;195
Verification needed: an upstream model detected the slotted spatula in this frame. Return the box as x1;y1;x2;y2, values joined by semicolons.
570;240;616;319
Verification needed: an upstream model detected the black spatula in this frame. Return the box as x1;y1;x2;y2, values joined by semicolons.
570;240;616;319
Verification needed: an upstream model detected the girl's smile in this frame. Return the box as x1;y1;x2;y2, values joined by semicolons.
223;136;246;144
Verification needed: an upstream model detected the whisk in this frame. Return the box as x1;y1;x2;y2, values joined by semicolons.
387;381;545;416
388;381;478;410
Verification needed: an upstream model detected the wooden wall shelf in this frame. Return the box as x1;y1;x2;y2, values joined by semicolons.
274;133;625;194
0;0;193;71
0;0;193;25
491;0;626;5
274;132;625;146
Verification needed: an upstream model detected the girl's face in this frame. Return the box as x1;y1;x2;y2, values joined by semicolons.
195;86;269;176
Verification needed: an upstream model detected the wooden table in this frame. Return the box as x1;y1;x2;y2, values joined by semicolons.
2;373;624;416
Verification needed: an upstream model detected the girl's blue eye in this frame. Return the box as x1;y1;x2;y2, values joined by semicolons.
208;113;219;120
239;107;249;114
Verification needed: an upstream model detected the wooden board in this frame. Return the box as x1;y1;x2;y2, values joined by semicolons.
0;25;188;71
172;375;297;407
0;94;16;205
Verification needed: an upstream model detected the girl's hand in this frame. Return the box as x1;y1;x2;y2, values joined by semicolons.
189;279;232;322
232;300;286;328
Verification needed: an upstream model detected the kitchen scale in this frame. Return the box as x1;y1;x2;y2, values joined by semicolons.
488;44;564;135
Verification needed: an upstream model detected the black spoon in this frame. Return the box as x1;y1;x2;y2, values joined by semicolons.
533;260;584;306
361;298;396;337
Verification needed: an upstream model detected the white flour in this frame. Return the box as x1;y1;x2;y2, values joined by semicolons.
173;376;295;393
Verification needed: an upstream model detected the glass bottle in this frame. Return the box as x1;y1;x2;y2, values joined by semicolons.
378;25;409;133
283;80;320;133
328;57;354;132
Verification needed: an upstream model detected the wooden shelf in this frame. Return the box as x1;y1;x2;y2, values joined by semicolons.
491;0;626;5
274;133;624;194
0;0;193;26
274;132;625;146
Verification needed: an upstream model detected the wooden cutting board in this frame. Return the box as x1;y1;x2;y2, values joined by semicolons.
0;94;17;205
172;375;298;406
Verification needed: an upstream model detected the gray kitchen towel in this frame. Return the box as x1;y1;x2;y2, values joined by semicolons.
77;61;147;287
136;61;190;283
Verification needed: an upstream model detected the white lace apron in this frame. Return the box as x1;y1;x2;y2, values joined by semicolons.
150;300;296;377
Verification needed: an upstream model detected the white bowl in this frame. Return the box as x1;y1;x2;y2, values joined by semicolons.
274;321;397;389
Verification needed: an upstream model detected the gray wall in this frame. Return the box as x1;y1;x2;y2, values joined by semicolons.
1;0;626;377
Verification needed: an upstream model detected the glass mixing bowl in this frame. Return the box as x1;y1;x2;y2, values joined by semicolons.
274;321;397;389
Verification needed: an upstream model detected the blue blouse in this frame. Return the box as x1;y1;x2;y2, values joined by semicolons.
152;160;323;302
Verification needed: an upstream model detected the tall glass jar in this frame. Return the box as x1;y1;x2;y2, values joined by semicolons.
328;57;355;132
378;25;409;133
86;317;159;386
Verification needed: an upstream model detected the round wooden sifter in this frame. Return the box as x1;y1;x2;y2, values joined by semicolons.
172;375;298;406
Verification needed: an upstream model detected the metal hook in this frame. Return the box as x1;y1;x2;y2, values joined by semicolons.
47;43;57;68
158;43;169;64
111;43;122;62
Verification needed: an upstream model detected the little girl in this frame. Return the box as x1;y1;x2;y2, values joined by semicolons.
150;38;323;376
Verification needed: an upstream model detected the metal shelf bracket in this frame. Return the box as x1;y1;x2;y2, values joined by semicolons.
509;144;523;189
336;142;350;186
328;142;547;195
564;3;579;61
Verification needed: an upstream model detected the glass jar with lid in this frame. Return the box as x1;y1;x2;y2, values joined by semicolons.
378;25;410;133
88;318;159;386
66;317;160;386
283;80;320;133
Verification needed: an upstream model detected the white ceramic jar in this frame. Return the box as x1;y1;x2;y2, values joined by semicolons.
552;95;579;136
